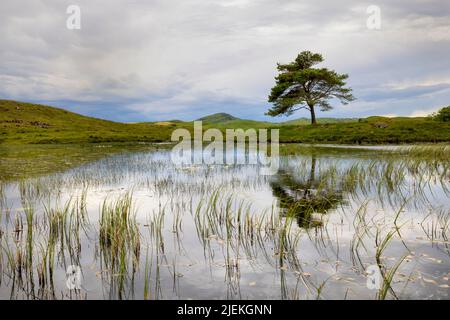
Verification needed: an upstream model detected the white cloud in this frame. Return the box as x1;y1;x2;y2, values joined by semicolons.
381;114;398;118
0;0;449;120
410;108;440;117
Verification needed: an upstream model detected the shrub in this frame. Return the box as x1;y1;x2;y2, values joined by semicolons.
432;106;450;122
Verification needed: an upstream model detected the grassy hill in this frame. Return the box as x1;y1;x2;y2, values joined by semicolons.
197;113;238;123
196;113;274;129
0;100;449;145
197;112;357;128
0;100;179;144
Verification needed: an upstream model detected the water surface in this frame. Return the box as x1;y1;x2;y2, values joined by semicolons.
0;145;448;300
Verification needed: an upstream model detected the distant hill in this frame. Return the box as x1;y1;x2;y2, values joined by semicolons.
197;113;238;123
196;112;357;126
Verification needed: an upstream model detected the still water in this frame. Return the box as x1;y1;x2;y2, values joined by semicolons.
0;145;448;299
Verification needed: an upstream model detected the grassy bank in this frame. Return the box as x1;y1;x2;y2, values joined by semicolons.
0;143;171;181
1;100;449;145
276;116;450;144
0;100;178;144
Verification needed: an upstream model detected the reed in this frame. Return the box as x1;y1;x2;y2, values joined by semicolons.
99;192;141;299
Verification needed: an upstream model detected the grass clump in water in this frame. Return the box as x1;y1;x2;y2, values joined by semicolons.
99;192;141;298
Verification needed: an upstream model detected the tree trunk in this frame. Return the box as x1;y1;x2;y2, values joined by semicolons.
304;155;316;198
309;105;317;125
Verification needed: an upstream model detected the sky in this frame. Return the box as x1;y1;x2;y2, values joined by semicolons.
1;0;450;122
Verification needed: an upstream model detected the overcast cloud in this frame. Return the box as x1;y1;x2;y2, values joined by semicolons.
1;0;449;121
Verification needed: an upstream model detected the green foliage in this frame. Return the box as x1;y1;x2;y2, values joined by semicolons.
432;106;450;122
267;51;355;124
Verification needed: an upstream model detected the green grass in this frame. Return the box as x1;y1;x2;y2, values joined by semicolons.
0;143;172;181
0;100;178;144
276;116;450;144
1;100;449;145
280;117;357;126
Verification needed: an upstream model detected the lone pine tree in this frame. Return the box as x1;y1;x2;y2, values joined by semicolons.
267;51;355;125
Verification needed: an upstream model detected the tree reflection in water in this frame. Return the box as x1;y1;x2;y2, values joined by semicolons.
270;155;344;228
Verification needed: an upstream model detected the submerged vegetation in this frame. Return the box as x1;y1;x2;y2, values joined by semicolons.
99;193;140;299
0;143;172;181
0;143;448;299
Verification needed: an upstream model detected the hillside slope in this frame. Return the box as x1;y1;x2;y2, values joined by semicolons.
1;100;449;144
0;100;177;144
197;113;238;123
